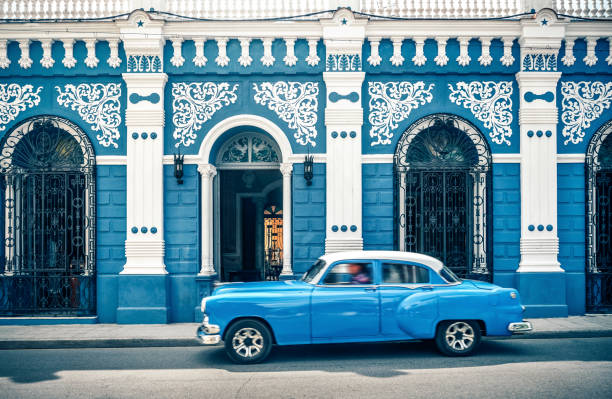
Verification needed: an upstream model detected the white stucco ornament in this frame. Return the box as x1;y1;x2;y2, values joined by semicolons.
56;83;122;148
368;81;435;146
561;81;612;145
172;82;239;147
253;81;319;147
0;84;43;131
449;81;513;146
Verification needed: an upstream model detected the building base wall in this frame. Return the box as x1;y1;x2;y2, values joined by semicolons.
116;275;169;324
517;272;569;318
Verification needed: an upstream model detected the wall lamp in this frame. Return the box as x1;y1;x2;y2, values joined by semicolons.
304;153;314;186
174;152;184;184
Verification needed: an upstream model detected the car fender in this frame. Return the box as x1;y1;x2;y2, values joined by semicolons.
395;290;439;338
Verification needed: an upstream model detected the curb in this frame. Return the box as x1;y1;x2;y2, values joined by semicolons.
1;331;612;349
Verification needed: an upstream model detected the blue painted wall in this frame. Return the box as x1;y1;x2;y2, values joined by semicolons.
96;165;127;323
164;163;200;322
362;163;394;250
492;163;521;289
558;163;586;315
292;163;326;275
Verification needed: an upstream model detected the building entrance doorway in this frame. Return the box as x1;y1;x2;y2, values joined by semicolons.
215;132;283;282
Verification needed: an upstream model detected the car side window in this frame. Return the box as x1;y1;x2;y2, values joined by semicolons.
323;262;373;285
382;263;430;284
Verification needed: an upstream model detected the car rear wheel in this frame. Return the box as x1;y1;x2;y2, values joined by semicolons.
435;320;481;356
224;319;273;364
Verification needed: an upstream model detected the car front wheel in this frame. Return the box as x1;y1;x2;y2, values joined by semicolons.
435;320;481;356
224;319;273;364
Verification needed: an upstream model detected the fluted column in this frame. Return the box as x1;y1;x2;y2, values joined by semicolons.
280;163;293;275
198;163;217;276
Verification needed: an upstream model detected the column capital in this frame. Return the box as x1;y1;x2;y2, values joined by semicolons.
280;163;293;177
198;163;217;178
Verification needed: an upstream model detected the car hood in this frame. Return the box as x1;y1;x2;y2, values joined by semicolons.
212;280;311;296
465;280;499;290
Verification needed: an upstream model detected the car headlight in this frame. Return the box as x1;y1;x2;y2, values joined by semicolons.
510;291;517;299
200;297;207;313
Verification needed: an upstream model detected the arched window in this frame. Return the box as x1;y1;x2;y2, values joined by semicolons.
0;116;96;316
586;120;612;312
218;133;280;166
394;114;492;280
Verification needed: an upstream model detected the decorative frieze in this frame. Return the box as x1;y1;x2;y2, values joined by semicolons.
17;40;32;69
522;51;557;72
40;39;54;69
62;39;77;68
0;84;43;131
326;53;361;72
434;37;449;67
56;83;122;148
215;38;230;67
193;39;208;67
84;39;99;68
261;38;275;67
126;55;162;73
170;38;185;67
560;81;612;145
283;38;298;67
171;82;239;147
306;38;321;66
253;81;319;146
367;81;434;146
449;81;513;146
561;37;576;67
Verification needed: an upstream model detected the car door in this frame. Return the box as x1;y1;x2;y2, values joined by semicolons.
311;261;380;340
379;261;436;337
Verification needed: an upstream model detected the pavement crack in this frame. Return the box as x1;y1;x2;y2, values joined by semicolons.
234;375;253;398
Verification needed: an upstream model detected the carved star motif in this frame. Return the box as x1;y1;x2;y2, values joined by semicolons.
341;18;348;25
541;18;548;26
137;20;144;27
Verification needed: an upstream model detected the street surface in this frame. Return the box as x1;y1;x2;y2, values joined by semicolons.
1;337;611;398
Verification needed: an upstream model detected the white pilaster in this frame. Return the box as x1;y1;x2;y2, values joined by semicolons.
119;11;168;275
280;163;293;275
516;9;565;273
321;9;366;253
198;164;217;275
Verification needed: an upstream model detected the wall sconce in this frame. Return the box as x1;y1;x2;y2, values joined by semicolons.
304;154;314;186
174;152;184;184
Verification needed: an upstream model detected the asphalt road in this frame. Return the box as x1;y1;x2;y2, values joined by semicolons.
1;337;611;399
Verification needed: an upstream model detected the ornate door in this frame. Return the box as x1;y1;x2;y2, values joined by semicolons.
0;117;96;316
395;115;491;280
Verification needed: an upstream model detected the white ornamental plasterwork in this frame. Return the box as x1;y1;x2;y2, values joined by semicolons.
253;81;319;146
368;81;434;146
560;81;612;145
449;81;513;146
0;84;43;131
56;83;122;148
171;82;239;147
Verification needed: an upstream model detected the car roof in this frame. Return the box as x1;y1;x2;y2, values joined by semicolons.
318;250;444;272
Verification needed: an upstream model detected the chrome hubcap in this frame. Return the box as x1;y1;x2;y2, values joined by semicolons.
445;322;475;351
232;328;264;358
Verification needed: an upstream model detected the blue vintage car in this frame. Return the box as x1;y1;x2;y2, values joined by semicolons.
196;251;532;363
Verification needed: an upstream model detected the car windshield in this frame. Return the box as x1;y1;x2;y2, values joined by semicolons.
440;266;461;283
301;259;326;283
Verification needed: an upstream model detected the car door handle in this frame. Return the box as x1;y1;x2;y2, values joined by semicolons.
364;287;377;292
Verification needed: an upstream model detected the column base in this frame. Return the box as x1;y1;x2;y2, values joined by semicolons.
194;274;217;321
116;275;169;324
516;272;568;318
325;237;363;253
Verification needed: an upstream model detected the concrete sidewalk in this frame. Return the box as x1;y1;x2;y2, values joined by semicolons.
1;315;612;349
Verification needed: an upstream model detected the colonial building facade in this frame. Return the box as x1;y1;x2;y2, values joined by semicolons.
0;0;610;323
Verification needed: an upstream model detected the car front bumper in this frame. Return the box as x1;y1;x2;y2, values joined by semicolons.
508;321;533;333
196;316;221;345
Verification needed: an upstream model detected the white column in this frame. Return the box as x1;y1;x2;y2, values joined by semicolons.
280;163;293;275
198;163;217;275
121;73;168;275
